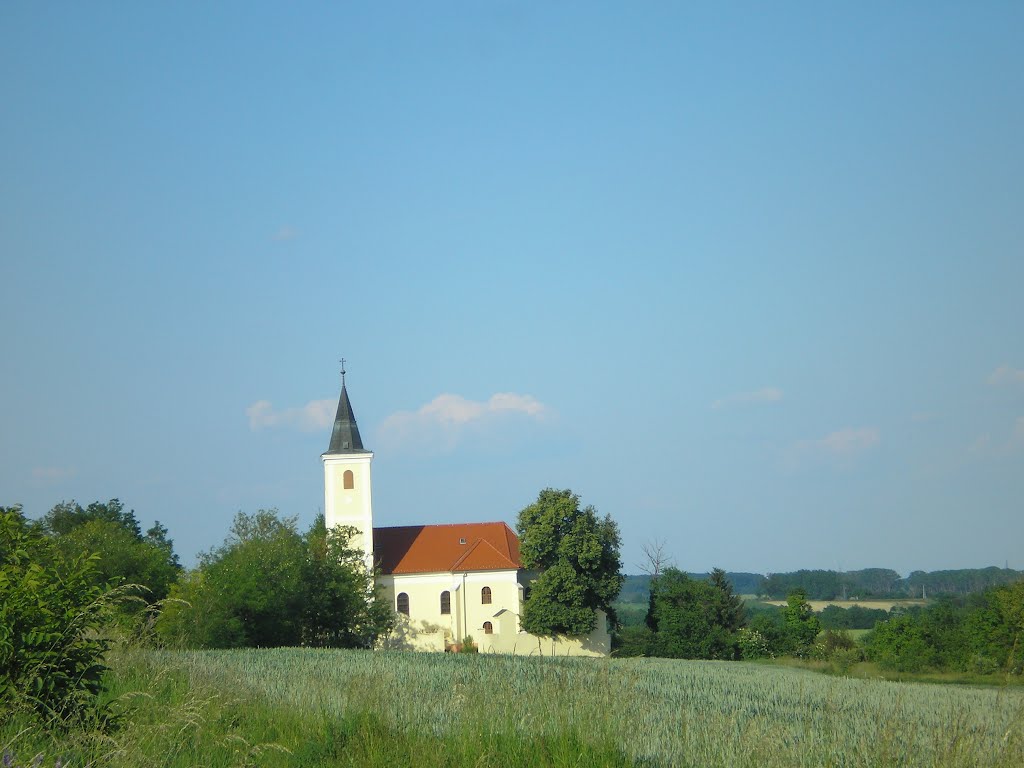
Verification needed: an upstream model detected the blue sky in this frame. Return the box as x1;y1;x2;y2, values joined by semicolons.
2;3;1022;575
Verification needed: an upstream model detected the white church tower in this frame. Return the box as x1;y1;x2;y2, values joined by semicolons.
322;364;374;570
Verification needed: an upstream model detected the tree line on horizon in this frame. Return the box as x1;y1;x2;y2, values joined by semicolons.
616;566;1024;603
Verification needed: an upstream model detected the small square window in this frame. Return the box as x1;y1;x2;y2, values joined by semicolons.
459;537;467;544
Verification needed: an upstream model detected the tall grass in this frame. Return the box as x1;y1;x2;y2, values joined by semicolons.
153;648;1024;766
2;648;631;768
4;647;1022;767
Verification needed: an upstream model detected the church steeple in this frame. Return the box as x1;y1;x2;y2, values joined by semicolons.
322;360;374;571
326;360;367;454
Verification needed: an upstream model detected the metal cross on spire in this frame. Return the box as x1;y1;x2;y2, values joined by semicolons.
339;357;347;386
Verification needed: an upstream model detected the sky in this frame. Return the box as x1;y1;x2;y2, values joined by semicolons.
2;3;1022;576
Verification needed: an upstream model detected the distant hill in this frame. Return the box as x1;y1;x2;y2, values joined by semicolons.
615;567;1024;603
616;572;765;604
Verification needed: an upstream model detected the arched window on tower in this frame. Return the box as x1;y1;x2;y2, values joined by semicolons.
440;591;451;615
483;621;493;635
481;586;492;605
396;592;409;616
343;470;354;490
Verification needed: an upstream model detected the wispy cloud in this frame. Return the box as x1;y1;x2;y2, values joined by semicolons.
31;466;77;484
247;399;335;431
817;427;881;456
271;226;298;242
711;387;783;410
973;417;1024;455
968;433;992;454
379;392;549;454
784;426;880;470
988;365;1024;386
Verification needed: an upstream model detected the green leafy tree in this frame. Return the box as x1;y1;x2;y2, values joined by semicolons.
302;516;394;648
39;499;180;608
865;583;1024;674
744;603;789;656
159;510;307;648
0;506;112;724
864;613;935;672
516;489;623;637
783;589;821;655
709;568;745;634
42;499;141;538
157;510;391;649
645;567;740;659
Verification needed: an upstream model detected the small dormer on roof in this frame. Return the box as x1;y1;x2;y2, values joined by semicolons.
325;362;369;454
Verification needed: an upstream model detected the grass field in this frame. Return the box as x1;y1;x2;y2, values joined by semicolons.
5;648;1022;767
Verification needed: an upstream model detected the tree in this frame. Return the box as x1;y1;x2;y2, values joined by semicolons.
42;499;141;538
864;613;934;672
516;489;623;637
158;510;307;648
302;515;394;648
709;568;745;635
39;499;180;609
741;606;786;659
640;539;673;578
783;589;821;655
644;567;741;659
864;583;1024;674
157;510;391;649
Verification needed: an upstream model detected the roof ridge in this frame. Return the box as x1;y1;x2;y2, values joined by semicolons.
449;538;486;571
503;523;516;557
374;521;510;531
453;537;517;572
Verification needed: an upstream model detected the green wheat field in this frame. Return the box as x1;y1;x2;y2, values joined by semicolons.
7;648;1023;767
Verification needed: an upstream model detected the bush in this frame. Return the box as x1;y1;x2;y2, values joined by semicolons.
969;654;1001;675
821;629;856;654
864;615;935;672
737;628;771;660
612;625;653;657
0;507;113;725
830;648;863;675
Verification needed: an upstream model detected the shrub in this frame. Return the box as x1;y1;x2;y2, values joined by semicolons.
830;648;863;675
0;507;112;725
821;629;856;654
737;628;771;659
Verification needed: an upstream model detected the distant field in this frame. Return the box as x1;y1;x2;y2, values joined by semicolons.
115;647;1024;768
762;599;928;612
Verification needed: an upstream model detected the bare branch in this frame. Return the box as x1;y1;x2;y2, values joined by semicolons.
639;539;674;578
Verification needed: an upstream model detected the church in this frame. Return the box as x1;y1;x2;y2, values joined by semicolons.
321;373;610;656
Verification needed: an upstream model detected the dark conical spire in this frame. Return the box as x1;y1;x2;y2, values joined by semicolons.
326;363;367;454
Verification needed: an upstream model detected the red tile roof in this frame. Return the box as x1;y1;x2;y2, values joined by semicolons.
373;522;521;575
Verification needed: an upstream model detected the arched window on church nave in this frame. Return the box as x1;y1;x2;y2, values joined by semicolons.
481;586;492;605
396;592;409;616
483;621;493;635
343;470;354;490
440;590;451;615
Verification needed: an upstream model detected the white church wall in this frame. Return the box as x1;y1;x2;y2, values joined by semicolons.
323;452;374;570
376;571;611;657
